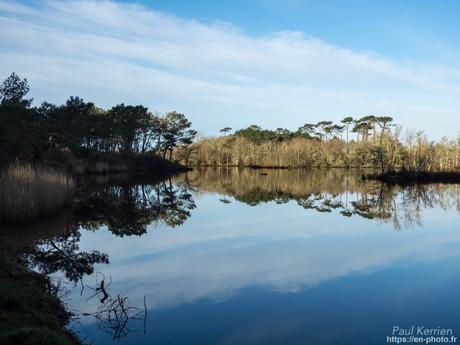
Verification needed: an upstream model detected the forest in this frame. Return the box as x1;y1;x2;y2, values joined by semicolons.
2;72;460;177
0;72;197;224
0;73;196;168
182;118;460;174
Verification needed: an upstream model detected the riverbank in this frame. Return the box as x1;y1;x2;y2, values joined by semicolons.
0;154;190;226
72;153;190;175
194;164;369;170
0;251;79;345
0;154;189;344
366;171;460;184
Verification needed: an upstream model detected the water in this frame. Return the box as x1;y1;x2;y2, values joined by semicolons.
9;169;460;344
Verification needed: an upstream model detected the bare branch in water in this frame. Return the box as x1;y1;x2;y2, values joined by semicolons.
82;277;147;341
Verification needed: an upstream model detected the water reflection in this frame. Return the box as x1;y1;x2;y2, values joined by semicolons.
58;169;460;312
75;178;196;236
2;168;460;344
178;168;460;229
28;230;109;283
0;176;197;342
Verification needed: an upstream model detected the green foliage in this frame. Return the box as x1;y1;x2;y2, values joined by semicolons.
234;125;302;143
161;111;197;160
220;127;232;135
341;116;354;124
0;73;196;164
296;123;316;138
0;103;44;160
108;103;150;153
0;72;32;107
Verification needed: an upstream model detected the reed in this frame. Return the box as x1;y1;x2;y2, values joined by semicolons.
0;163;75;224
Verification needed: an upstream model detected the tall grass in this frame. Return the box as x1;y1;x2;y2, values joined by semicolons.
0;163;75;224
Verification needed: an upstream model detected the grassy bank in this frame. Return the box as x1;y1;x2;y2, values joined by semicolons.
0;252;79;345
0;164;75;225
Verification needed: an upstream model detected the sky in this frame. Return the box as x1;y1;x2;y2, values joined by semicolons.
1;0;460;139
73;188;460;311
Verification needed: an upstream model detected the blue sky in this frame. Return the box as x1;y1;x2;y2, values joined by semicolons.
1;0;460;139
133;0;460;62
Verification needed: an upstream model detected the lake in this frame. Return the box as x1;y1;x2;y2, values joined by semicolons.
8;168;460;344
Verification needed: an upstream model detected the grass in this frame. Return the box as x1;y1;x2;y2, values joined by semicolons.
0;163;75;224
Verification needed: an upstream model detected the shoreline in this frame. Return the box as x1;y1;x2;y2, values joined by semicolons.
365;171;460;184
0;154;190;227
0;252;80;345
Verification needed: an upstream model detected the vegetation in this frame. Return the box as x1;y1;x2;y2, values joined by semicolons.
179;118;460;175
0;163;75;224
0;175;198;344
75;177;196;236
0;73;196;172
0;251;78;345
0;212;112;345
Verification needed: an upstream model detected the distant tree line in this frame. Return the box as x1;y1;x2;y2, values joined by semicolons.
179;118;460;173
2;72;459;174
229;116;393;145
0;73;196;165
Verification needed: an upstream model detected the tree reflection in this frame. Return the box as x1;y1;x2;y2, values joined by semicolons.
0;177;197;343
1;214;147;341
75;179;196;236
26;230;109;283
3;177;196;284
178;168;460;229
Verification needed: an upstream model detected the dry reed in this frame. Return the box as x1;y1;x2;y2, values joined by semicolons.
0;163;75;224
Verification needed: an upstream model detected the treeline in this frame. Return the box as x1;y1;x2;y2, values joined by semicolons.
181;118;460;173
0;73;196;165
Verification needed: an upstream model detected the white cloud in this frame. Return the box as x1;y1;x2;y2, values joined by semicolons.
0;0;459;138
67;192;460;314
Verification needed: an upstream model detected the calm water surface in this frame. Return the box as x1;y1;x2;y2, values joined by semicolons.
15;169;460;344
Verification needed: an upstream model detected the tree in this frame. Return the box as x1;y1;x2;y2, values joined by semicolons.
176;142;201;166
108;104;150;153
0;72;32;106
352;121;370;143
330;124;345;140
162;111;196;160
316;121;333;141
0;73;200;165
297;123;316;138
341;116;354;154
43;96;98;153
0;73;41;161
275;128;292;141
220;127;232;135
355;116;375;143
375;116;394;173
